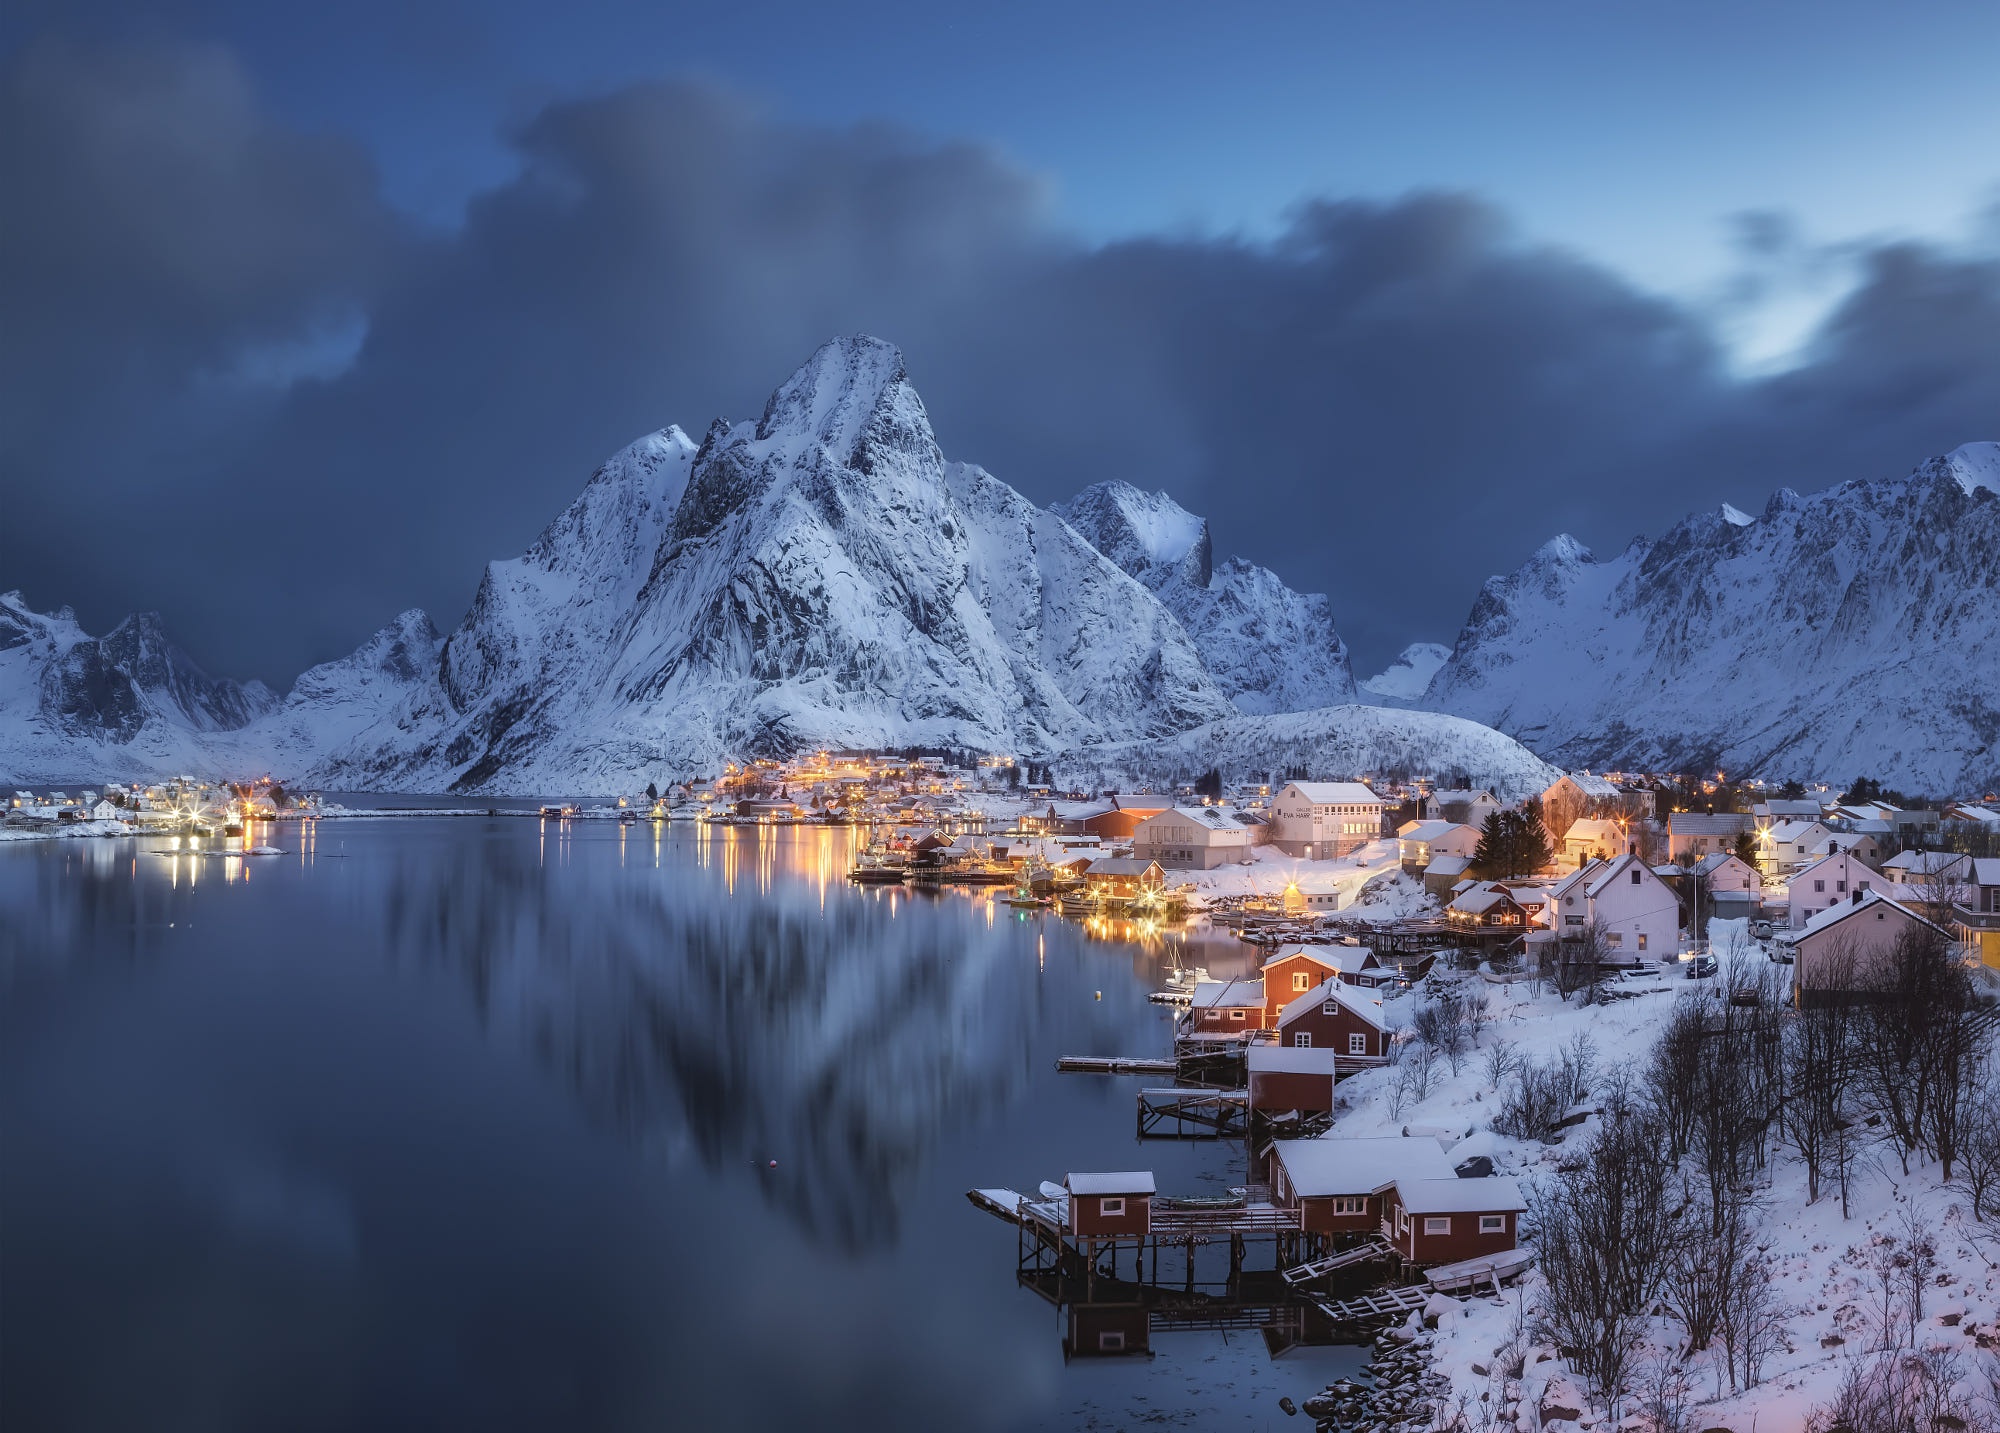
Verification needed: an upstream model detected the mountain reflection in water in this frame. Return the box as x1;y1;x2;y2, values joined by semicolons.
0;818;1353;1433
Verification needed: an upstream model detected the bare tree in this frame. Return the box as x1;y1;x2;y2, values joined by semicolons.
1531;1077;1677;1406
1853;922;1978;1176
1779;942;1860;1204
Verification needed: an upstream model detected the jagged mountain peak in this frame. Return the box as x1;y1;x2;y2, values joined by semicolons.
1934;441;2000;498
1055;482;1212;588
754;334;927;462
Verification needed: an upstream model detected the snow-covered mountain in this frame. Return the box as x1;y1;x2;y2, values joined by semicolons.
1053;482;1355;714
292;336;1241;791
0;592;277;781
1425;444;2000;793
1361;642;1452;703
1059;704;1562;802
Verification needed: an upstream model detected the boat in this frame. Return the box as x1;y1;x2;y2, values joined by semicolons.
848;864;908;884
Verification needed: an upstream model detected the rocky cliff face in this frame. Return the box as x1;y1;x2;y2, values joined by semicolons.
1425;445;2000;792
1053;481;1355;714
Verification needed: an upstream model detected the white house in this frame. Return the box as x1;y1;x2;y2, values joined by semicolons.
1689;851;1762;912
1667;812;1753;862
1791;890;1952;1001
1270;782;1384;859
1760;820;1832;877
1425;788;1503;828
90;799;123;824
1559;817;1625;867
1132;806;1257;869
1398;820;1480;871
1548;853;1680;963
1881;849;1974;894
1785;849;1878;929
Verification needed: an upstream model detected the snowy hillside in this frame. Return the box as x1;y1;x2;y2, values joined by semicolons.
1055;481;1356;713
1057;703;1562;801
1426;444;2000;792
0;592;277;781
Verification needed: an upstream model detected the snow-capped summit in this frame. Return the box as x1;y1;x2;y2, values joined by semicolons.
1937;441;2000;497
1053;481;1355;715
1360;642;1452;703
1427;445;2000;791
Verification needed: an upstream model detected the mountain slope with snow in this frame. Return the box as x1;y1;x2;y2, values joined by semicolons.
1361;642;1452;703
1054;482;1355;714
0;592;278;781
1426;446;2000;792
1059;703;1562;801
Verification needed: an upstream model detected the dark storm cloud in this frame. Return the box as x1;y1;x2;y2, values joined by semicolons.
6;43;2000;685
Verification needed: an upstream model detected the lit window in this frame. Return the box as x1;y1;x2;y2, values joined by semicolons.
1293;972;1311;991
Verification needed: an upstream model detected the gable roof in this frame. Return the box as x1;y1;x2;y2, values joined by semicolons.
1448;884;1526;916
1583;852;1664;899
1429;788;1496;805
1799;889;1948;941
1278;976;1388;1030
1425;855;1472;878
1668;812;1751;836
1881;849;1971;875
1143;805;1257;832
1692;852;1754;877
1083;857;1163;877
1766;819;1827;844
1271;1135;1454;1199
1974;858;2000;886
1385;1176;1528;1215
1263;943;1377;974
1286;781;1382;805
1190;977;1265;1010
1556;772;1621;799
1401;819;1458;843
1561;817;1623;843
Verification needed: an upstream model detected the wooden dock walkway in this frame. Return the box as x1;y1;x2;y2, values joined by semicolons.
1280;1238;1391;1285
1056;1055;1177;1076
1136;1087;1248;1139
1305;1283;1431;1323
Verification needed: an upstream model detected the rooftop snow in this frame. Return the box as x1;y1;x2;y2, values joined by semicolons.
1271;1135;1453;1199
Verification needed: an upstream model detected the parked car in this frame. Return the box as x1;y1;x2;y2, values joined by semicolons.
1685;954;1718;980
1751;920;1774;938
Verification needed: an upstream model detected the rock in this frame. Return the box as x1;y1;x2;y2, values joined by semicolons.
1820;1334;1845;1348
1279;1395;1297;1416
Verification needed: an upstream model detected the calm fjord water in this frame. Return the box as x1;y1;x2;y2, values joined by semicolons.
1;819;1361;1431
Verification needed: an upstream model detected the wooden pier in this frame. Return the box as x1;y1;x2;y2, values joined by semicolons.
1304;1283;1432;1324
1281;1238;1392;1285
1056;1055;1176;1076
1136;1087;1247;1139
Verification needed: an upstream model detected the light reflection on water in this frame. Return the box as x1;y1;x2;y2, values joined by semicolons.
0;819;1359;1432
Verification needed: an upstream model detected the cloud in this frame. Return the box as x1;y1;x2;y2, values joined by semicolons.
5;42;2000;685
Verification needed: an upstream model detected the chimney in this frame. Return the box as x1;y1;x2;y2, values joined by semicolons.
1852;888;1863;906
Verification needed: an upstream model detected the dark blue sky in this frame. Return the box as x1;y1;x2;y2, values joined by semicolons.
5;1;2000;680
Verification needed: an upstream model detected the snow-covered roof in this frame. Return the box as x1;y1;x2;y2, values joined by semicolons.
1425;855;1472;878
1286;781;1382;806
1974;858;2000;886
1558;772;1621;799
1152;805;1256;831
1272;1135;1453;1199
1756;800;1824;818
1387;1177;1527;1214
1190;977;1264;1010
1668;812;1750;835
1692;852;1751;876
1084;857;1162;877
1881;849;1970;875
1065;1171;1156;1196
1401;819;1457;843
1766;819;1825;844
1429;788;1495;805
1248;1045;1346;1075
1262;943;1375;973
1448;884;1523;916
1798;889;1947;940
1561;817;1622;843
1277;976;1387;1030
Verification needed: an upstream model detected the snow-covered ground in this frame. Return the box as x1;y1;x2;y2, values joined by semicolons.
1319;917;2000;1430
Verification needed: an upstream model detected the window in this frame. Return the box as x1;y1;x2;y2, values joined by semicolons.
1631;869;1642;884
1479;1215;1506;1233
1323;1001;1341;1015
1230;1009;1246;1021
1607;931;1623;945
1423;1216;1451;1235
1100;1197;1125;1216
1293;972;1312;991
1637;934;1648;950
1837;880;1846;893
1294;1033;1312;1049
1098;1331;1126;1352
1332;1196;1366;1214
1349;1033;1367;1055
1814;880;1825;893
1565;914;1583;927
